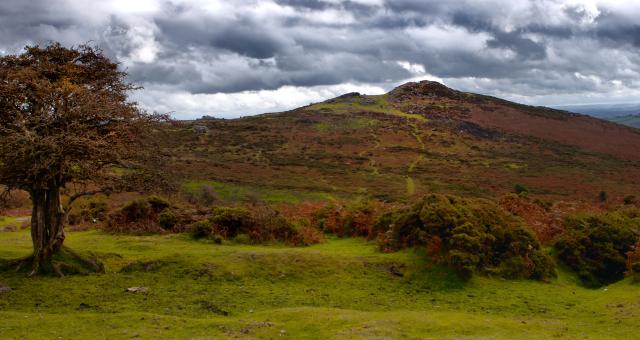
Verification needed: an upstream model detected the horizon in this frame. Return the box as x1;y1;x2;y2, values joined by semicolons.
2;0;640;119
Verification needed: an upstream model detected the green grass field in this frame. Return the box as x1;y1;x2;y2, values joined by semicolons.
1;229;639;339
183;180;336;204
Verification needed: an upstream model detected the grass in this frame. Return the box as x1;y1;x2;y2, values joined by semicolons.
314;118;377;132
183;180;335;204
308;94;428;122
0;216;25;230
1;230;639;338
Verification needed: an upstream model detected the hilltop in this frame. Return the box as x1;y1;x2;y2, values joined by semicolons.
162;81;640;203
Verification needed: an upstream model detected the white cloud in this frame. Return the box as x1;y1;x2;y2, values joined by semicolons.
134;82;387;119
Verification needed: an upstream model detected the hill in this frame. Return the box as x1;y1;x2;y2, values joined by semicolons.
162;81;640;203
609;114;640;129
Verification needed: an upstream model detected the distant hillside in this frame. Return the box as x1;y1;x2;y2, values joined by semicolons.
609;114;640;129
161;81;640;202
553;102;640;128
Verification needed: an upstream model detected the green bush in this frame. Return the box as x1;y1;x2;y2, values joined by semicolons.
233;233;252;244
376;194;555;281
147;195;171;212
158;211;178;230
555;209;640;287
209;207;252;238
190;220;214;239
514;184;529;196
68;199;109;225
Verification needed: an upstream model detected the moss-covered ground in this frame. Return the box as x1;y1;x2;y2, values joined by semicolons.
1;229;639;339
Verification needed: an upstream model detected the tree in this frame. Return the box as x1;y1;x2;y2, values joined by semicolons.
0;43;165;275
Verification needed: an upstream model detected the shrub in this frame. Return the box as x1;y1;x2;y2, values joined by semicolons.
68;199;108;225
630;262;640;283
376;194;555;281
514;184;529;196
627;242;640;277
314;198;386;238
533;198;553;211
233;233;252;244
195;205;324;246
147;195;171;212
499;194;563;244
199;186;218;206
105;196;175;234
120;200;152;222
624;195;637;205
190;220;214;239
209;207;252;238
555;209;640;287
183;185;218;206
158;211;178;230
249;205;323;246
598;191;608;203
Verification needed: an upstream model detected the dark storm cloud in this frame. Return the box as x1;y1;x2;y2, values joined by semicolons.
0;0;639;117
487;31;547;60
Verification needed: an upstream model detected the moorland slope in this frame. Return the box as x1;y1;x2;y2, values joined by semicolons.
161;81;640;203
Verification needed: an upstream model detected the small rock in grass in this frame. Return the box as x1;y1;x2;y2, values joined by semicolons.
125;287;148;293
0;285;12;293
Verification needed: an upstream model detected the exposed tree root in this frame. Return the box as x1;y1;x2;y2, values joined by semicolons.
0;247;104;277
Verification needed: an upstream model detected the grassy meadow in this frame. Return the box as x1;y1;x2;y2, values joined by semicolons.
1;228;639;339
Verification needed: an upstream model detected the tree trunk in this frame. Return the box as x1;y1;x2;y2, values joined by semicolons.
29;186;65;275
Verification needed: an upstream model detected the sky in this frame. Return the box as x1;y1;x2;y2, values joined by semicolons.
1;0;639;119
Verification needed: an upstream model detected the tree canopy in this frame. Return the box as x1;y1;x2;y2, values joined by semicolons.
0;43;165;275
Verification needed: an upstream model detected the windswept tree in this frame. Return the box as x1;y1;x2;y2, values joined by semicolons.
0;43;167;275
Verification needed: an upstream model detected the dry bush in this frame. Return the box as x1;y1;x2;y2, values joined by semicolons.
313;199;390;239
190;204;323;246
250;204;323;246
104;196;174;234
0;189;30;214
499;194;562;244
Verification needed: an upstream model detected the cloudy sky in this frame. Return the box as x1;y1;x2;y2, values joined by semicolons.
1;0;640;119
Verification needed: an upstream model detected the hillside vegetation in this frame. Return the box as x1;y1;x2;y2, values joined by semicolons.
162;81;640;204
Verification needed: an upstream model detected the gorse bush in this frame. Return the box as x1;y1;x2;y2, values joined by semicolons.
209;207;253;238
147;195;172;212
555;208;640;287
190;220;215;239
158;210;178;230
376;194;556;281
